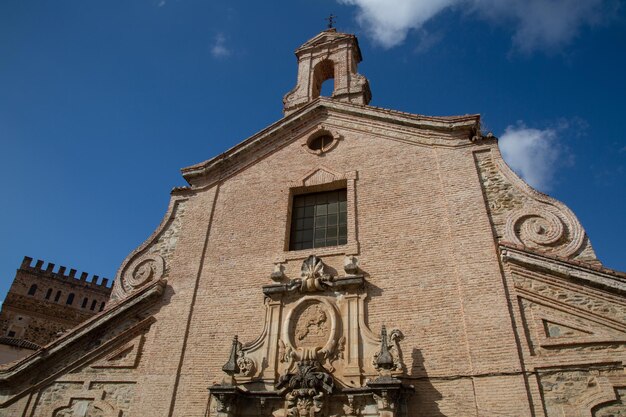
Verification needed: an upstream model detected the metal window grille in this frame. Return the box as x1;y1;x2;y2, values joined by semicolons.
289;189;347;251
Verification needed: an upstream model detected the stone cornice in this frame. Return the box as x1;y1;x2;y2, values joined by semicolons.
0;278;166;381
181;98;480;186
500;243;626;295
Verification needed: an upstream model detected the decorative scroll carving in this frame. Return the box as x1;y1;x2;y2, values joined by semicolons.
112;197;187;301
474;149;591;260
122;254;165;294
503;208;583;256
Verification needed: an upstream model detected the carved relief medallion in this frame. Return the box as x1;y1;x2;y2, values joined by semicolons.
292;302;330;349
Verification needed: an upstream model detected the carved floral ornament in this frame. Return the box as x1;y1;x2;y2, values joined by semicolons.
208;255;411;417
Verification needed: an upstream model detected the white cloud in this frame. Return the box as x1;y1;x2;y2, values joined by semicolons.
338;0;613;52
211;34;231;58
499;122;568;191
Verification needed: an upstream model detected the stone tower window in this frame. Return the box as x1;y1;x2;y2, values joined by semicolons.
99;301;105;311
82;297;88;308
54;290;62;302
27;284;37;296
45;288;52;300
66;293;75;305
289;189;348;250
90;300;97;311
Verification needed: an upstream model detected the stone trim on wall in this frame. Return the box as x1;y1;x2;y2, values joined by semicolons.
276;166;358;263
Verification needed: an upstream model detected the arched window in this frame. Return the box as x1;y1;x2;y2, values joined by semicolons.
54;290;62;302
99;301;105;312
311;59;335;99
90;300;97;311
66;293;75;305
45;288;52;299
27;284;37;296
82;297;88;308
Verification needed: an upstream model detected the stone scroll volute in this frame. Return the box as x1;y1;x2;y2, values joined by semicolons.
474;147;595;261
111;196;188;302
112;254;165;300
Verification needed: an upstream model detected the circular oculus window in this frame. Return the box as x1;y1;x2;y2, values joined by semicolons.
305;130;339;154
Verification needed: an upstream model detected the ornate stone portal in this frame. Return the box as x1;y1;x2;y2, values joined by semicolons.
207;256;411;417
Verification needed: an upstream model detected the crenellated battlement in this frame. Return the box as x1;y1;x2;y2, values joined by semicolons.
19;256;112;292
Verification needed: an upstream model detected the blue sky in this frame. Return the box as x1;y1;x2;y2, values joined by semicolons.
1;0;625;303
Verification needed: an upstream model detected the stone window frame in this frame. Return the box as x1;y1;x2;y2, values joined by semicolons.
279;166;359;262
302;125;342;155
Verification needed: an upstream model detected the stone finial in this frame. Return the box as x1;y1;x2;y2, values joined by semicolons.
270;263;285;281
283;29;371;115
344;255;359;275
375;325;394;371
222;336;241;375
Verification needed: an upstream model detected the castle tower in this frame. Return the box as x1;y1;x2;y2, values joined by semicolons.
283;28;371;115
0;257;111;364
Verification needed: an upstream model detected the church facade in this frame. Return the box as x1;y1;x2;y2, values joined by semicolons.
0;29;624;417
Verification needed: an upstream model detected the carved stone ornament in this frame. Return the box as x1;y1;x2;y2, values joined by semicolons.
207;255;412;417
277;360;334;417
477;148;588;259
116;254;165;298
344;255;359;275
373;326;404;375
275;256;335;294
222;336;256;378
271;263;286;281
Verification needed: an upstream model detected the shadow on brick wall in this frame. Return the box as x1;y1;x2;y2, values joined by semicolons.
408;347;445;416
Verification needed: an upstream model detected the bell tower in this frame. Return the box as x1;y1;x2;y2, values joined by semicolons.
283;29;372;115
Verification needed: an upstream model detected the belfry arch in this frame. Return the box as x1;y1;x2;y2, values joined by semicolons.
311;59;335;99
283;28;371;115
